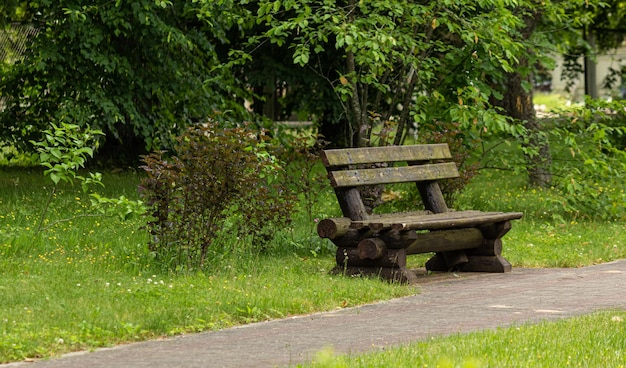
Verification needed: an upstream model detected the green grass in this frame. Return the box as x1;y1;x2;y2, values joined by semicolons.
1;166;626;363
0;169;412;362
1;253;411;361
533;92;570;111
457;169;626;268
388;168;626;270
300;310;626;367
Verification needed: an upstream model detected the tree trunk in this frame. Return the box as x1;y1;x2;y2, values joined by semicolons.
498;14;552;187
345;0;369;148
346;49;368;148
501;70;552;187
523;112;552;187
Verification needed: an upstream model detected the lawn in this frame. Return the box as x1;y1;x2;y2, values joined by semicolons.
0;168;414;362
1;165;626;363
301;310;626;368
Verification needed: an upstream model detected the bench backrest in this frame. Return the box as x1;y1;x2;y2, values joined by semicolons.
321;144;459;187
321;144;457;220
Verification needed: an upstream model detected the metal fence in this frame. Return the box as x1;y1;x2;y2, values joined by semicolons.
1;23;38;64
1;23;39;110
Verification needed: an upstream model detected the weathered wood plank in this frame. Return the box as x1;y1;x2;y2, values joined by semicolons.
321;144;452;168
334;187;368;220
360;210;482;223
366;210;432;220
318;142;522;279
330;229;416;249
351;211;524;231
328;162;459;188
477;221;512;239
406;228;485;254
442;250;469;268
322;229;373;248
459;255;512;272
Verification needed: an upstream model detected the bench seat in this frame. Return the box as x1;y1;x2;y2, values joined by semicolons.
350;210;524;231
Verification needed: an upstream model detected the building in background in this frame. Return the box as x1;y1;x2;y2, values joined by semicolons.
549;44;626;101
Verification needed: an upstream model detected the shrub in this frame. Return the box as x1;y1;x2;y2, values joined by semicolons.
271;128;329;221
547;98;626;221
30;122;146;232
139;123;296;270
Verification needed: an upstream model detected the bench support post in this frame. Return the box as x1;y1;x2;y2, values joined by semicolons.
332;244;417;284
424;221;513;273
416;181;448;213
334;188;368;220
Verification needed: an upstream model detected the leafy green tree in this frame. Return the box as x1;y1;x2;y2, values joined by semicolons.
0;2;21;27
0;0;250;161
237;0;611;192
242;0;527;148
489;1;598;187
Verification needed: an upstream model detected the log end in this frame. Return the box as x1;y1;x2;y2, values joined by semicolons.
317;217;352;239
357;238;387;260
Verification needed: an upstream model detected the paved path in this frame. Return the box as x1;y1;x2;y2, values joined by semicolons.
4;260;626;368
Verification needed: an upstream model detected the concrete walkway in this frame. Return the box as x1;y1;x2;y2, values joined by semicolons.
4;260;626;368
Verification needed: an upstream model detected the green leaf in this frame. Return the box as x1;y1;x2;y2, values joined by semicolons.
50;148;62;160
49;172;61;185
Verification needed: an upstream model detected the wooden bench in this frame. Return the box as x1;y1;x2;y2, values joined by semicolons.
316;143;523;283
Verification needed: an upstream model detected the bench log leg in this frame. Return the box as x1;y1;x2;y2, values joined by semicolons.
425;221;514;273
459;255;511;273
461;221;513;272
424;250;470;272
333;247;417;284
331;265;418;284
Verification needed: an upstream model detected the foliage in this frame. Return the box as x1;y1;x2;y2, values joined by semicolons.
31;123;103;187
0;0;251;156
559;0;622;93
546;98;626;221
0;2;22;27
271;127;329;223
593;1;626;91
0;168;413;362
244;0;528;148
509;0;596;81
234;0;543;213
139;123;296;270
456;169;626;267
483;0;602;187
0;144;32;166
30;123;146;232
457;101;626;223
31;122;103;232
